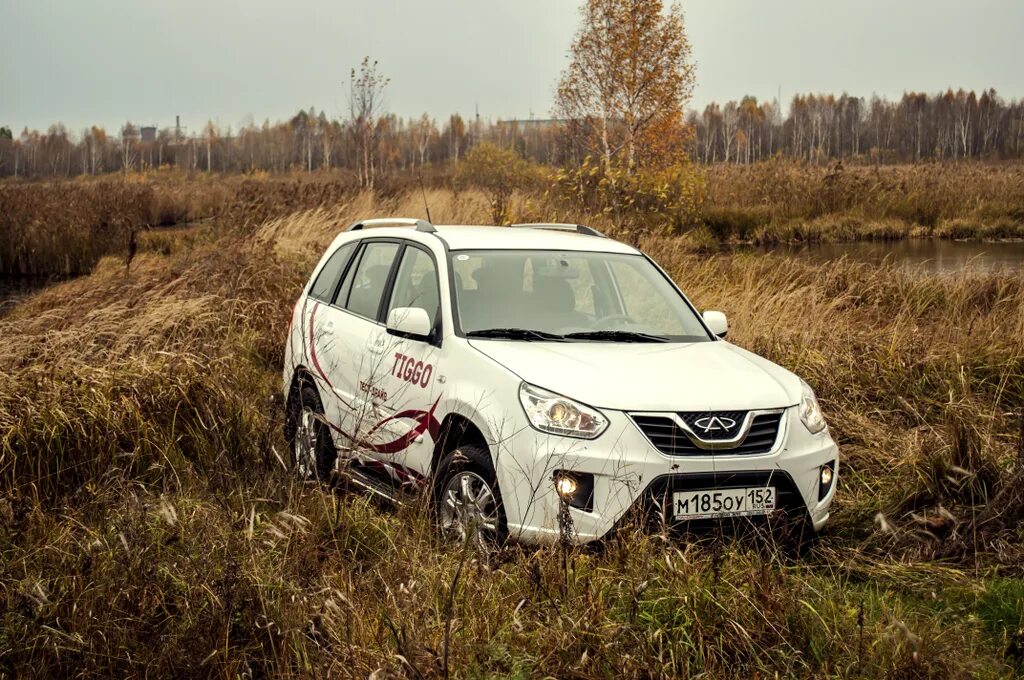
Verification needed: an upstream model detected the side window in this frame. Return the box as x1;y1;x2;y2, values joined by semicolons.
309;242;356;302
388;246;440;327
343;242;400;320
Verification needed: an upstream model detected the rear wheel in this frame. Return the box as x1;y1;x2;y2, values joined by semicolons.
286;381;337;481
434;445;507;547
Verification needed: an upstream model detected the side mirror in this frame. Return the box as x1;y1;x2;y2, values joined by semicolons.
703;310;728;338
386;306;432;340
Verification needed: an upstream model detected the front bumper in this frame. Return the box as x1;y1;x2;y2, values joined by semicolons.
495;407;838;545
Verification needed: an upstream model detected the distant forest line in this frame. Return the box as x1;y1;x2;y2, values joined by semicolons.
2;89;1023;179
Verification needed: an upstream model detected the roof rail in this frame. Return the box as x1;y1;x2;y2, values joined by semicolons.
346;217;436;233
509;222;606;238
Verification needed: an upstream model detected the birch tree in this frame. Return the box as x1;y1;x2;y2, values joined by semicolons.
348;57;389;189
555;0;695;172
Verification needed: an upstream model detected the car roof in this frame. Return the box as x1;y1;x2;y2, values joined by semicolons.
346;224;641;254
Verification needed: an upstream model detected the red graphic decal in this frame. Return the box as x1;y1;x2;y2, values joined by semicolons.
329;396;442;455
308;302;335;389
365;396;442;454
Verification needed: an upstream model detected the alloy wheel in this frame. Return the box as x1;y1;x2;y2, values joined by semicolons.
439;470;499;547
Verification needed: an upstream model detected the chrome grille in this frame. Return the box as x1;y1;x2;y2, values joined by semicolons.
631;411;784;456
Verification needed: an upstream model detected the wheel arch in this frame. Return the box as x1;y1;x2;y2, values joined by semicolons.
430;411;491;477
287;364;318;399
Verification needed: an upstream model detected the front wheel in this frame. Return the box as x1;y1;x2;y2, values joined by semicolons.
434;445;507;548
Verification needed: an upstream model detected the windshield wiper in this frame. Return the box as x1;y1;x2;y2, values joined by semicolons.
466;328;567;341
564;330;671;343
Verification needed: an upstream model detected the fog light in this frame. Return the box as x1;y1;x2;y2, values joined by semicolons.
555;474;578;497
818;462;836;501
553;471;595;511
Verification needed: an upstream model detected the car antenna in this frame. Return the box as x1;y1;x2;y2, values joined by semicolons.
418;172;433;224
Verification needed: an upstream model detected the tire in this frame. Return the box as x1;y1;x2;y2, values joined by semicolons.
786;516;821;556
285;380;337;481
433;445;508;546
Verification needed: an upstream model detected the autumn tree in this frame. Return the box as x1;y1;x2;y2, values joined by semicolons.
120;122;138;172
413;114;436;167
556;0;695;172
446;114;466;163
348;57;389;189
0;126;11;175
203;120;219;172
319;111;337;170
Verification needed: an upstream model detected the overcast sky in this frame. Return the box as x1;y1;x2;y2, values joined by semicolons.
3;0;1023;135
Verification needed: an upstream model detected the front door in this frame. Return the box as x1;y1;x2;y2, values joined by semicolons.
365;244;444;483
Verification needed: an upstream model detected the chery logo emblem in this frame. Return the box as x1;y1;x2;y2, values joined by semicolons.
694;416;737;434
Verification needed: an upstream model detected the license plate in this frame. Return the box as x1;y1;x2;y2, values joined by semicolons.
672;486;776;520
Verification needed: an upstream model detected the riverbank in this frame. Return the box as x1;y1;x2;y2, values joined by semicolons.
706;237;1024;275
697;161;1024;244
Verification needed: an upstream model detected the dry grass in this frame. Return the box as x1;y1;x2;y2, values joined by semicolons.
1;188;1023;677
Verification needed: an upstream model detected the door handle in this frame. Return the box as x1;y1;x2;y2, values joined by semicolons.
368;335;386;354
323;320;335;333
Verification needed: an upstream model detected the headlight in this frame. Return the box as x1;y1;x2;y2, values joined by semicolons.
518;382;608;439
799;380;827;434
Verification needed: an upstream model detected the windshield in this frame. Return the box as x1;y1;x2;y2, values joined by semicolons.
450;250;712;342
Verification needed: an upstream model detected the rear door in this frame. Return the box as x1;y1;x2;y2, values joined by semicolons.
301;240;358;431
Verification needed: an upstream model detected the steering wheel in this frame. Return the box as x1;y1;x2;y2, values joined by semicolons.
591;313;633;328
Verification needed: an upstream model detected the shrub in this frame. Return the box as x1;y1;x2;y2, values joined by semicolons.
551;157;705;234
456;142;531;224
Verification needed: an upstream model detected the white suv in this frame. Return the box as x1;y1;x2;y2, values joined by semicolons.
282;218;838;545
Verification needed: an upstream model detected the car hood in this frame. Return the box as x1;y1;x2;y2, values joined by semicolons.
468;339;803;412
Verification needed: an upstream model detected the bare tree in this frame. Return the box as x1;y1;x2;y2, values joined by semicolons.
348;57;389;189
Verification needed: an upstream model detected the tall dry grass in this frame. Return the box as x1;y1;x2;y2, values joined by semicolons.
0;173;359;278
1;189;1023;677
0;177;233;277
